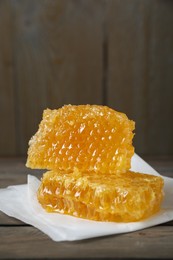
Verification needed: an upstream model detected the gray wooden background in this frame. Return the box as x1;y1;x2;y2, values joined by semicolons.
0;0;173;156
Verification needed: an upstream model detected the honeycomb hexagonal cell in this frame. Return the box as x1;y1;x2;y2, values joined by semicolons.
37;169;164;222
26;104;164;222
26;105;135;174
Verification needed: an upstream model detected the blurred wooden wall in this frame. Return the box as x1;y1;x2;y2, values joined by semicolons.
0;0;173;156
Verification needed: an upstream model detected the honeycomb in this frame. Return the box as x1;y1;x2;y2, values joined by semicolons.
26;105;135;174
37;169;164;222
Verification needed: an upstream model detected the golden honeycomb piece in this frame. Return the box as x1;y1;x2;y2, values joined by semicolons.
26;105;135;174
37;169;164;222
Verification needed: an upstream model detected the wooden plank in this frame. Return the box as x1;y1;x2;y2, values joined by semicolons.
144;155;173;177
0;210;173;228
10;0;103;155
107;0;151;155
107;0;173;155
0;1;16;155
0;226;173;259
0;212;24;226
1;0;173;157
0;157;43;188
147;1;173;155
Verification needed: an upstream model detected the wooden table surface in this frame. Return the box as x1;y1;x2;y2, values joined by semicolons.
0;156;173;260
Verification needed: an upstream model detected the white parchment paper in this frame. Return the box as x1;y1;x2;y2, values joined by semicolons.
0;154;173;241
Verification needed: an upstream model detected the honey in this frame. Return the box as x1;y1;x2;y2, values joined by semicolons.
26;104;164;222
38;169;164;222
26;105;135;174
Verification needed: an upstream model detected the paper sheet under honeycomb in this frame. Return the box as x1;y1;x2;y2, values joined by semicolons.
26;105;135;174
38;170;164;222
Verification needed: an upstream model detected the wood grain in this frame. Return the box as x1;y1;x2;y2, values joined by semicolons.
107;0;173;155
146;1;173;155
0;226;173;259
10;0;104;155
107;0;151;154
0;0;173;156
0;157;43;188
0;1;16;155
0;212;24;225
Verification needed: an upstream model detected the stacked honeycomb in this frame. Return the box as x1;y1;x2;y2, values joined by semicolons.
26;105;164;222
